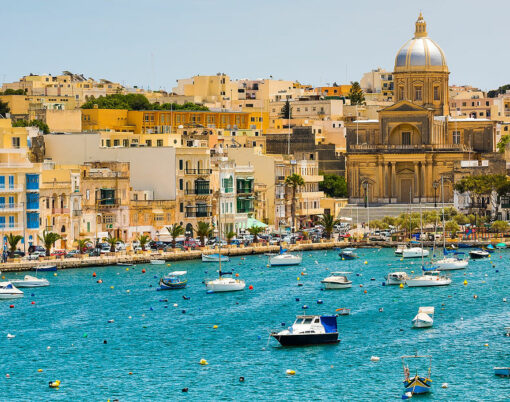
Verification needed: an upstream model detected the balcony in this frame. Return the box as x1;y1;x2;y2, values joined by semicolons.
52;208;70;214
96;198;120;209
276;176;285;181
299;191;325;199
0;185;23;193
302;174;323;183
348;144;473;153
0;224;23;232
237;187;253;195
72;210;82;217
185;189;212;195
184;168;212;175
0;203;23;212
185;211;212;218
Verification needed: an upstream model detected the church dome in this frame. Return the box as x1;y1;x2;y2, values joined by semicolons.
394;13;448;73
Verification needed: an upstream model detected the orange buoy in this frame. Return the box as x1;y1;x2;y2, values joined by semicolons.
142;269;146;273
248;285;253;290
92;272;96;277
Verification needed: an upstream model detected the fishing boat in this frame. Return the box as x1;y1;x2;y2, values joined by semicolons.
338;248;357;260
269;248;302;266
157;271;187;290
270;315;340;346
402;247;429;258
150;259;165;265
9;275;49;288
336;308;351;316
402;354;432;395
0;282;24;299
321;272;352;289
201;253;230;263
406;270;451;287
469;249;489;259
31;265;57;272
412;307;434;328
385;272;409;285
494;367;510;377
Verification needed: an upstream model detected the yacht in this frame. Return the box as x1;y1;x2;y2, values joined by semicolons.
271;315;340;346
202;253;230;263
406;271;451;287
385;272;409;285
412;307;434;328
270;253;302;266
321;272;352;289
205;272;245;292
435;257;468;271
402;247;429;258
9;275;49;288
0;282;24;299
469;249;489;259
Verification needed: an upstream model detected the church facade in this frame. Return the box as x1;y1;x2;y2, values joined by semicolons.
346;14;503;204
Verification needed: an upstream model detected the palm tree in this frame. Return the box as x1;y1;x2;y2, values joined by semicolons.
167;224;185;248
195;221;211;247
317;213;340;239
137;234;150;251
284;173;305;230
248;226;264;243
6;233;23;258
38;230;61;256
226;231;235;245
75;238;91;253
104;233;122;252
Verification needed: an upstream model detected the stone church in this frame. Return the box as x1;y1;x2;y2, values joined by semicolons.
346;14;503;204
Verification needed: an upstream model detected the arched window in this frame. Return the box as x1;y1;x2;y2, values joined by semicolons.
61;225;66;233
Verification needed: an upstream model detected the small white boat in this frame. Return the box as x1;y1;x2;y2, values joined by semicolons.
321;272;352;289
385;271;409;285
469;249;489;259
9;275;49;288
406;271;451;287
270;315;340;346
435;257;468;271
150;259;165;265
270;253;302;266
395;244;407;255
0;282;24;299
205;273;245;292
202;253;230;263
412;306;435;328
402;247;429;259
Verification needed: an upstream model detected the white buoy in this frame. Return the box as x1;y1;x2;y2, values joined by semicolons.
370;356;380;362
173;303;178;307
442;383;448;388
503;298;507;302
6;334;15;339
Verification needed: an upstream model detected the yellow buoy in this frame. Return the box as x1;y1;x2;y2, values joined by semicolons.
213;325;218;329
49;380;60;388
286;369;296;375
463;280;468;286
484;343;489;347
399;283;404;289
110;286;114;289
53;273;57;276
126;290;130;293
297;277;300;281
200;359;208;365
126;268;129;271
37;369;43;373
411;271;414;274
364;261;368;265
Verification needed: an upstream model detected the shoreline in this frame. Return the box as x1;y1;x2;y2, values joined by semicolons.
0;240;504;272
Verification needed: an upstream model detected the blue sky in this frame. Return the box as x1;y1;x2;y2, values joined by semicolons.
2;0;508;91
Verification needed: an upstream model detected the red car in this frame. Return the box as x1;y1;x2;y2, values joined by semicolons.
51;250;67;257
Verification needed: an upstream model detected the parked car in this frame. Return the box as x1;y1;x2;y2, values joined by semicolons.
87;249;101;257
28;250;46;260
65;250;80;258
51;250;67;257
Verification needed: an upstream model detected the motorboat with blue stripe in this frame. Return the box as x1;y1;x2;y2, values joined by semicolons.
271;315;340;346
402;354;432;395
339;248;358;260
0;282;24;299
157;271;187;290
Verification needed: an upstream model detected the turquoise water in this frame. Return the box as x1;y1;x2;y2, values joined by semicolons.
1;249;509;401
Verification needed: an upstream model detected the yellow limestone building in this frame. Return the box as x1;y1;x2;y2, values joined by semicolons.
346;14;500;204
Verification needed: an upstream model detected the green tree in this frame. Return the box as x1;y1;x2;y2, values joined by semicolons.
104;233;122;252
6;233;23;258
445;220;459;237
497;134;510;153
38;230;61;256
382;216;398;227
285;173;305;230
167;224;185;248
12;119;50;134
247;226;264;243
195;221;211;247
491;220;508;235
81;94;208;111
75;238;91;253
0;100;10;116
279;100;292;119
226;230;235;245
0;89;25;95
453;214;469;225
319;174;347;198
347;81;365;105
137;234;150;251
487;84;510;98
317;212;340;239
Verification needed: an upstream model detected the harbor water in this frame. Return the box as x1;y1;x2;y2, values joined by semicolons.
1;248;509;400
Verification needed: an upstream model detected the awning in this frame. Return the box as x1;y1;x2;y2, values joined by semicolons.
246;217;267;228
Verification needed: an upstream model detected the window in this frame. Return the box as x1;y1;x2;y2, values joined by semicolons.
123;139;129;147
157;139;163;147
180;203;183;213
146;140;152;147
398;86;404;101
433;86;440;101
12;137;20;148
453;130;461;144
402;132;411;145
106;140;111;147
179;179;183;190
113;139;120;146
179;160;183;170
414;86;422;101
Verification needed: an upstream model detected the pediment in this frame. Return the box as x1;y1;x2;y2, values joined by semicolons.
380;100;428;113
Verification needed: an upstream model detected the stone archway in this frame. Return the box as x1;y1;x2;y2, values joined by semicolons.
389;123;421;146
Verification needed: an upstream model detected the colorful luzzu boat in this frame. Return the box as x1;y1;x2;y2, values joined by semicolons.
402;354;432;395
157;271;187;290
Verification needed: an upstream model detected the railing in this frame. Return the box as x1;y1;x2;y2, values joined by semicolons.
0;224;23;231
185;189;212;195
237;187;253;194
52;208;70;214
276;176;285;181
237;207;254;213
185;211;212;218
184;168;212;175
0;185;23;192
0;203;23;211
96;198;121;209
349;144;473;152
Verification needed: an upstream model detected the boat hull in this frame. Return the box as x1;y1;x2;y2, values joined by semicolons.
9;280;49;288
0;292;23;299
338;252;357;260
269;255;302;266
435;259;468;270
402;249;429;258
404;376;431;394
271;332;339;346
202;254;230;263
321;281;352;289
205;281;245;292
406;279;451;287
32;265;57;272
150;260;165;265
469;251;489;259
494;367;510;377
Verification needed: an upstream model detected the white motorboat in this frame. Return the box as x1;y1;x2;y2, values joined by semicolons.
395;244;407;255
435;257;468;271
269;253;302;266
205;273;245;292
0;282;24;299
385;271;409;285
321;272;352;289
406;271;451;287
469;249;489;259
402;247;429;259
270;315;340;346
412;306;435;328
150;259;166;265
202;253;230;263
9;275;49;288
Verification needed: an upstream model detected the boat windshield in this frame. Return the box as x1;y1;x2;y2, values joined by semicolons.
303;318;313;325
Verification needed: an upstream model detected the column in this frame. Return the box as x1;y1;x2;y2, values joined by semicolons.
383;163;389;200
391;163;396;201
414;163;419;200
421;163;426;200
378;162;383;200
427;161;433;200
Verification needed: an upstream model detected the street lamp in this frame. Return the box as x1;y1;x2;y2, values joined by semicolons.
432;181;439;208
